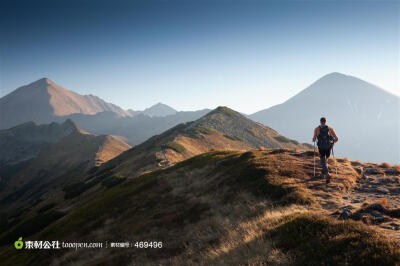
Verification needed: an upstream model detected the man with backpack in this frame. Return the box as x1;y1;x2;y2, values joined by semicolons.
312;117;339;183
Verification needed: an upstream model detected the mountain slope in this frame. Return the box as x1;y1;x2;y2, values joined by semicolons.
250;72;400;163
0;120;131;214
1;150;399;265
99;106;310;178
0;78;130;129
0;119;82;166
0;106;306;213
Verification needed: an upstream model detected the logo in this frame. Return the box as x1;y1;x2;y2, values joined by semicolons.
15;237;24;250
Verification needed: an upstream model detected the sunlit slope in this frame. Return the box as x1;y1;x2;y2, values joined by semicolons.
104;106;310;177
1;150;398;265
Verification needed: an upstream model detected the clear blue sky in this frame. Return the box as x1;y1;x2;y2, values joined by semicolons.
0;0;398;113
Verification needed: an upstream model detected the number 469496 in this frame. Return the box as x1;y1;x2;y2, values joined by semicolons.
134;241;162;248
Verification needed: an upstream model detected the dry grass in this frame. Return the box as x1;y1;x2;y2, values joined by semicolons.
95;135;131;165
380;162;391;168
271;213;400;265
1;149;397;266
199;205;308;265
376;198;389;207
392;164;400;172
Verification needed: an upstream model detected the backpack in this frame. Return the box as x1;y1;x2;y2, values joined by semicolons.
317;125;334;149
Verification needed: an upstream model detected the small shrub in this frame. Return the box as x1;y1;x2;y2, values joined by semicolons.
274;135;291;143
162;142;186;154
223;134;242;141
189;125;214;135
245;128;256;137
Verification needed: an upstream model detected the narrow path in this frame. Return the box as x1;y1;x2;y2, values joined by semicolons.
303;163;400;242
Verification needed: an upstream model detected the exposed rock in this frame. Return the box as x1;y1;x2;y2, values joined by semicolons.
331;210;340;217
339;209;352;220
389;188;400;194
375;187;390;194
385;168;400;175
365;168;385;175
389;223;400;230
365;203;386;212
370;210;383;219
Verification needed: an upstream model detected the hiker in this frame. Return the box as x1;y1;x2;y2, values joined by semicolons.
312;117;338;183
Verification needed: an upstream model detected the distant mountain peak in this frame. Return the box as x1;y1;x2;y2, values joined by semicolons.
0;78;131;129
285;72;388;100
313;72;351;84
249;72;400;163
141;103;177;117
30;77;54;86
324;72;347;78
149;102;174;109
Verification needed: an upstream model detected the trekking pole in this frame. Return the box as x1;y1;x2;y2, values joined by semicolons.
332;144;338;177
313;141;316;177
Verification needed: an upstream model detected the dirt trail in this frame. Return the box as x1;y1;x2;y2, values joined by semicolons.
303;159;400;242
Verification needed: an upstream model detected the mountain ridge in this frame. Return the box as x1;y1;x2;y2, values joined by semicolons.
0;119;83;166
0;120;131;213
101;106;309;177
0;78;131;129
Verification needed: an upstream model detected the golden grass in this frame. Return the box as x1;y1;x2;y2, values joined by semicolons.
1;149;396;265
380;162;391;168
392;164;400;172
375;198;389;207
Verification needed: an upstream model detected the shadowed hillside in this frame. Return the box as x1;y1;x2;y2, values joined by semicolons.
0;120;131;216
0;119;80;166
0;150;398;265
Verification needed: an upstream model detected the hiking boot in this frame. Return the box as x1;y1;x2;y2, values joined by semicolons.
326;173;331;184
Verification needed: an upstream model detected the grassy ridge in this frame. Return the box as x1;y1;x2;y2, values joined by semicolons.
1;150;398;265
